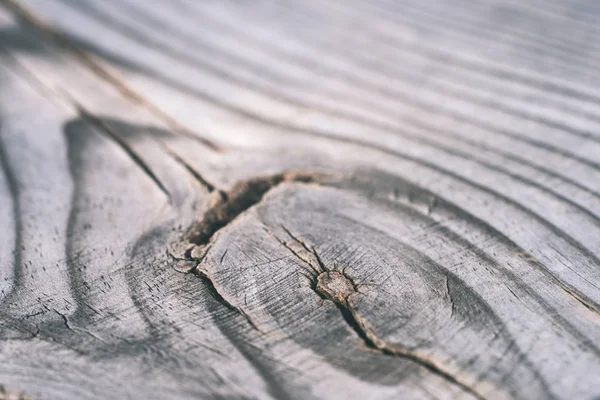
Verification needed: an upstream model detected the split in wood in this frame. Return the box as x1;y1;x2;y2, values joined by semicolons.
273;226;486;400
179;171;329;263
169;172;330;331
184;172;320;246
172;173;484;398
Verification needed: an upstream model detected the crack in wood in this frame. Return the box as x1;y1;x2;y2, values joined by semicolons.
272;226;486;400
445;275;456;319
268;231;321;277
1;0;598;397
174;173;328;335
75;106;172;201
160;144;216;193
53;309;107;344
191;268;264;334
184;171;321;248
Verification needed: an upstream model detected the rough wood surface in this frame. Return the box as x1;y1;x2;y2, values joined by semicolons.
1;0;600;399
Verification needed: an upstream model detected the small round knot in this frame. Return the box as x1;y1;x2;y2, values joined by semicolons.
316;271;356;304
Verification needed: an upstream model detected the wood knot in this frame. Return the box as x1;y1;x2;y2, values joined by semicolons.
316;271;356;305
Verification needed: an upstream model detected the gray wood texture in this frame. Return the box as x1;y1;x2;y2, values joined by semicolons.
1;0;600;399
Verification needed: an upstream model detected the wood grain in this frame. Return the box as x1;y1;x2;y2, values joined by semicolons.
1;0;600;399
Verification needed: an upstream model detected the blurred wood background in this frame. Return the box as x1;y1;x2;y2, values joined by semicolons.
1;0;600;399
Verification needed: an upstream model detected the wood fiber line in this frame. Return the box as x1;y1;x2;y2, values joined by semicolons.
58;0;600;173
0;0;220;151
274;0;600;102
70;0;600;210
143;0;600;159
322;0;600;88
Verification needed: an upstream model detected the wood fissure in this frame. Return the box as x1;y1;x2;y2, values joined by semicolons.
75;107;172;201
184;172;323;247
161;144;216;193
191;268;264;334
272;226;486;400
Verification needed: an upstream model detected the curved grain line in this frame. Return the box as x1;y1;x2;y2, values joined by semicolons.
75;108;172;201
324;0;600;92
158;0;600;202
47;56;600;281
174;0;600;129
333;173;600;316
305;0;600;143
269;223;487;399
352;179;600;350
94;0;600;180
278;0;600;110
323;212;563;399
49;0;600;220
373;0;600;71
1;0;221;151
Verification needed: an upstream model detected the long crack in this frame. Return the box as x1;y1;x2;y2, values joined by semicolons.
273;226;486;400
161;144;216;193
174;173;484;397
191;268;263;333
184;171;320;248
75;106;172;201
176;173;326;333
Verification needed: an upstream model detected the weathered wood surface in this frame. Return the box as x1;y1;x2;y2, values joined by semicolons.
1;0;600;399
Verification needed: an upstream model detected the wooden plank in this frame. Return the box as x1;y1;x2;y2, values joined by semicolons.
1;0;600;399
